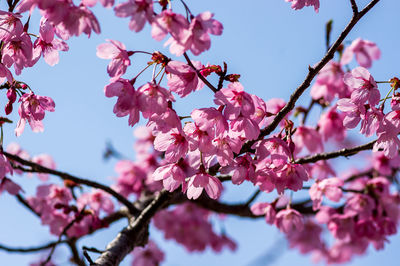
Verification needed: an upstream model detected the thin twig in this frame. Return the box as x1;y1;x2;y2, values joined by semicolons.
16;194;40;217
41;209;86;266
93;190;173;265
4;151;140;215
67;239;86;266
295;140;375;164
244;190;261;207
258;0;380;141
0;241;65;253
350;0;359;14
183;52;218;93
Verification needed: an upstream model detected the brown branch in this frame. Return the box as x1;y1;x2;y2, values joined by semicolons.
256;0;380;142
67;239;86;266
16;194;40;217
350;0;359;14
93;190;173;266
244;190;261;207
295;140;375;164
4;151;140;215
301;99;316;125
183;52;218;93
41;209;86;266
0;241;65;253
191;195;315;217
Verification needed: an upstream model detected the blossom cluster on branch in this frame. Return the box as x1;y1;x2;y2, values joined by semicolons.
1;0;398;265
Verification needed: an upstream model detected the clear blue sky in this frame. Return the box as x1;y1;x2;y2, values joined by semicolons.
1;0;400;265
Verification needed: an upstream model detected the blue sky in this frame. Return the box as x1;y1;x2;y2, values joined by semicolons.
1;0;400;265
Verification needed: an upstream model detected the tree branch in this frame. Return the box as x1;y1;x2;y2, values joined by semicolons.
0;241;65;253
258;0;380;139
183;52;218;93
4;151;140;215
350;0;359;14
295;140;375;164
16;194;40;217
67;239;86;266
93;190;173;266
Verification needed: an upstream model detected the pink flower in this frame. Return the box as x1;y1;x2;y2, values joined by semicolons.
137;82;174;118
147;107;181;134
207;134;242;166
391;92;400;110
311;61;347;102
354;219;379;239
184;122;214;153
252;137;291;166
344;67;379;106
341;38;381;68
166;60;204;97
2;32;33;75
33;18;69;66
286;0;320;12
336;98;365;129
287;220;325;254
60;5;101;38
114;0;153;32
309;177;343;210
214;82;255;120
359;107;383;137
309;160;336;181
82;0;115;8
327;213;355;240
0;177;22;195
186;172;222;200
151;10;188;42
318;106;346;141
230;116;260;140
152;163;186;192
78;189;115;215
97;39;131;78
191;107;228;137
32;154;56;181
344;194;376;220
104;79;139;126
220;154;255;185
0;153;13;178
131;240;164;266
372;152;400;176
0;63;13;85
250;95;268;127
0;11;24;41
153;129;188;162
251;202;276;224
113;160;147;197
373;118;400;158
170;11;223;56
274;163;309;194
15;93;55;136
275;208;304;234
292;126;323;154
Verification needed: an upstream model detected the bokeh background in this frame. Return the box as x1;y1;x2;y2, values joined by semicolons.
1;0;400;265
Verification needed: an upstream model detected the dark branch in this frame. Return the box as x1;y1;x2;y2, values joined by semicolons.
295;140;375;164
350;0;359;14
258;0;380;139
16;194;40;217
244;190;261;207
4;151;140;215
93;190;173;266
67;239;86;266
183;52;218;93
41;209;86;266
0;241;65;253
